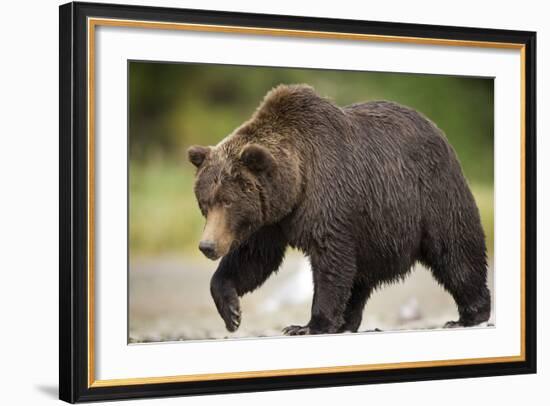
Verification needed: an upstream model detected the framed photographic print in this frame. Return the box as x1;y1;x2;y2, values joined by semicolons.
59;1;537;403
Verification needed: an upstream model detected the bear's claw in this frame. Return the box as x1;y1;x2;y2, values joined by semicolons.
444;320;490;329
282;325;311;336
221;298;241;332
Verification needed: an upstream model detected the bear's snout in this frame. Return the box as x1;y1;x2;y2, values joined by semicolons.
199;207;234;260
199;240;218;260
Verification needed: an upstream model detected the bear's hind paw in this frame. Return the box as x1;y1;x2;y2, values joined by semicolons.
282;325;311;336
444;319;490;329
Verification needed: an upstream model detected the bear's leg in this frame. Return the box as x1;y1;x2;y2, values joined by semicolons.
210;225;287;332
430;260;491;328
338;283;373;333
283;245;356;335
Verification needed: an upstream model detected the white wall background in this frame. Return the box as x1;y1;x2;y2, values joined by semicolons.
0;0;546;404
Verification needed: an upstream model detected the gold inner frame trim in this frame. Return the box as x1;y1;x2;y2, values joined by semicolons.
87;17;527;388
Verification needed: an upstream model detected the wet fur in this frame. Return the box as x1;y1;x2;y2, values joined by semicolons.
192;84;491;334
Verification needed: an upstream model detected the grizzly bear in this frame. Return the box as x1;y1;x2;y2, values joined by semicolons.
187;84;491;335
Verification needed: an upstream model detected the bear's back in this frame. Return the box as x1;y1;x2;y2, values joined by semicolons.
343;100;457;180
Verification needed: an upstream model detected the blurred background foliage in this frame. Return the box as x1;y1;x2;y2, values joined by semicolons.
129;62;494;257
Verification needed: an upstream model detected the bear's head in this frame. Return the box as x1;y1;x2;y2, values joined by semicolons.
187;142;292;260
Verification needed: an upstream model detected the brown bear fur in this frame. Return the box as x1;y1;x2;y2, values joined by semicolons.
188;84;491;335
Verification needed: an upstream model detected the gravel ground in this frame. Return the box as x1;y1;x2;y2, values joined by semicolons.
129;253;494;343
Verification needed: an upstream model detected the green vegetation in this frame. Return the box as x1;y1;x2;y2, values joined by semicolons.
129;160;203;255
129;62;494;256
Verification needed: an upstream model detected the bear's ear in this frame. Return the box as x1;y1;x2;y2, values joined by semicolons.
240;144;275;173
187;145;211;168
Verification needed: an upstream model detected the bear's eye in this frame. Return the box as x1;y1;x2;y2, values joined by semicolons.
223;201;232;209
242;184;254;193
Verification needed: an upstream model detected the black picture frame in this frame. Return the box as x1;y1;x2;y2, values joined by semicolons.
59;1;537;403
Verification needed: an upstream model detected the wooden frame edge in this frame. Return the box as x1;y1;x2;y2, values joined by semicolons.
58;3;536;401
89;17;525;49
89;355;525;388
86;16;528;388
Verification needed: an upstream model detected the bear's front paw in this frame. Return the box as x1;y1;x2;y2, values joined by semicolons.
211;280;241;332
282;325;311;336
220;295;241;332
